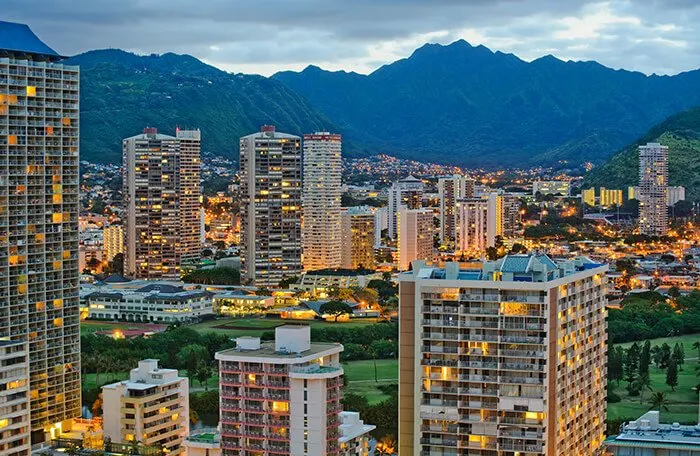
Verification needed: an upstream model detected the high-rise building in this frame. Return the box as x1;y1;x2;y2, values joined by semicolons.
103;225;124;262
102;359;189;455
456;197;492;254
123;128;202;279
438;175;474;246
216;325;344;455
0;21;82;443
388;176;424;239
638;142;669;236
303;132;342;271
398;255;608;455
338;411;376;456
499;193;522;238
668;185;686;207
341;207;376;270
600;188;623;207
582;188;596;206
240;126;302;287
0;341;30;456
397;208;433;271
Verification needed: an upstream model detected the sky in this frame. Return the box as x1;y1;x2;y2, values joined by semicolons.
3;0;699;76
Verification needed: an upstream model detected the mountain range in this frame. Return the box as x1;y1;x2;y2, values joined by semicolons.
69;42;700;169
584;107;700;200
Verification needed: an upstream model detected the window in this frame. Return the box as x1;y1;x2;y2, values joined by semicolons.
26;86;36;97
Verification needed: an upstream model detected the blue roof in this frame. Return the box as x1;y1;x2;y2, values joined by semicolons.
0;21;62;59
500;256;531;273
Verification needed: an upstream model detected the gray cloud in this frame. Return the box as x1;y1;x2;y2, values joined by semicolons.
2;0;699;76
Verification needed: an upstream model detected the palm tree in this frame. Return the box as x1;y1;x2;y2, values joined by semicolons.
376;434;397;455
693;341;700;358
648;391;670;412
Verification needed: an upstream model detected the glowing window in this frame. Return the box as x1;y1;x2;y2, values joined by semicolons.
8;135;17;145
53;194;62;204
271;401;289;412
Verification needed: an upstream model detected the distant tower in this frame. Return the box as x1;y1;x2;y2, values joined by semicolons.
341;207;376;270
397;208;434;271
638;142;668;236
240;126;302;287
123;128;202;279
388;176;424;239
438;175;474;247
303;132;342;271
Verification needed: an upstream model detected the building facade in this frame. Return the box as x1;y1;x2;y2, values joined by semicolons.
388;176;424;239
668;185;686;207
439;175;474;246
600;188;623;207
216;326;344;455
0;341;30;456
532;181;570;196
240;126;302;287
123;128;201;280
638;142;668;236
341;207;376;270
0;21;82;444
103;225;124;262
338;411;376;456
398;255;608;455
303;132;342;271
397;208;433;271
102;359;190;455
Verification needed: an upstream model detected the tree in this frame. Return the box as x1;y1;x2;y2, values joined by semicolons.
693;341;700;358
639;341;651;378
510;243;528;254
672;343;685;370
668;286;681;299
319;300;354;322
177;344;210;372
625;343;641;384
108;252;124;275
608;345;624;385
86;257;102;271
328;287;354;301
648;391;670;412
376;434;397;455
195;362;213;390
659;343;672;369
633;372;653;403
666;359;679;391
91;393;103;417
351;287;379;307
278;275;299;289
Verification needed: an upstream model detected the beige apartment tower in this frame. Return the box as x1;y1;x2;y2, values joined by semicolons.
240;126;302;287
0;341;31;456
341;207;376;270
638;142;668;236
102;359;190;455
216;326;344;455
303;132;342;271
123;128;201;280
397;208;433;271
103;225;124;262
438;175;474;246
0;21;82;444
399;255;608;455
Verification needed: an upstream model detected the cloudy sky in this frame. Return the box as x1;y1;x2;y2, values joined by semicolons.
3;0;698;76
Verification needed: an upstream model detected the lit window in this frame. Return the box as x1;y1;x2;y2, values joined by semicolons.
26;86;36;97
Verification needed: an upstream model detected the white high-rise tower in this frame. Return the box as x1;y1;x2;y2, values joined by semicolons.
638;142;668;236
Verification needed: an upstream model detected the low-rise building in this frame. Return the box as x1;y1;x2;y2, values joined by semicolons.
290;269;382;297
85;284;213;323
605;411;700;455
216;326;345;455
339;411;376;456
532;180;570;196
102;359;190;455
0;341;30;456
184;428;222;456
213;293;276;316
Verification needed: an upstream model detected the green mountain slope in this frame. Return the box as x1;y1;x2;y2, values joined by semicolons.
67;49;333;164
583;107;700;199
274;40;700;168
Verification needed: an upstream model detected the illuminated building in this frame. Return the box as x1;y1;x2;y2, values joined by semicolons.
216;325;344;455
103;225;124;262
388;175;424;239
397;208;433;271
457;192;520;254
0;20;82;444
0;341;30;456
123;128;202;279
668;185;686;207
239;126;302;287
102;359;189;455
339;411;376;456
341;207;376;270
303;132;342;271
638;142;668;236
438;175;474;246
583;188;596;206
532;180;570;196
399;255;608;455
599;188;623;207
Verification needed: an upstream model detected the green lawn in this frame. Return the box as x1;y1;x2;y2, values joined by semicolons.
618;333;700;353
608;363;699;424
342;359;398;405
80;321;132;334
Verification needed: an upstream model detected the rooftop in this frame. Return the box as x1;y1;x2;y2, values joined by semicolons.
217;341;342;361
0;21;62;59
606;411;700;450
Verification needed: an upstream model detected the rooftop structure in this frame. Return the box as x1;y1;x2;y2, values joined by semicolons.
605;411;700;455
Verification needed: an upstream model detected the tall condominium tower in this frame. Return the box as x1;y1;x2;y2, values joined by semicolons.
388;175;424;239
456;197;493;254
303;132;342;271
240;126;302;287
438;175;474;246
0;21;82;444
123;128;202;280
397;208;433;271
216;326;344;455
340;206;376;270
398;255;608;455
638;142;669;236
